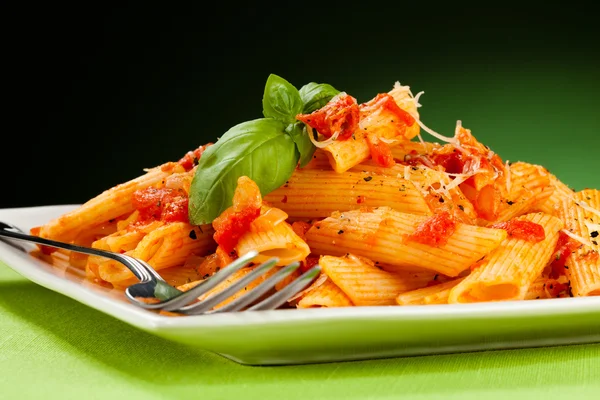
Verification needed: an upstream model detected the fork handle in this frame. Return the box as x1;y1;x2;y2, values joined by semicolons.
0;222;161;283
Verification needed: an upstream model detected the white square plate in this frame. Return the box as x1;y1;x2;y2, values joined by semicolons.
1;205;599;365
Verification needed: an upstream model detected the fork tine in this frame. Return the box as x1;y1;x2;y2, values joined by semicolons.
178;257;280;314
159;250;258;312
246;265;321;311
204;261;301;314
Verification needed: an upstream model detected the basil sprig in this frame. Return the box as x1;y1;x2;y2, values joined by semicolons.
188;74;340;225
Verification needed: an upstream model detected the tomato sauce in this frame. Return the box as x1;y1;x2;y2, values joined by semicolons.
299;255;320;273
491;220;545;243
132;187;189;223
407;211;456;247
212;206;261;254
365;133;395;167
178;143;212;171
359;93;415;126
548;230;579;278
296;93;359;140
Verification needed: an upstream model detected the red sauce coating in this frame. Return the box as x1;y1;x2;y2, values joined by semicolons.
296;93;359;140
291;221;311;240
548;230;579;278
178;143;212;171
299;255;320;273
212;206;261;254
407;211;456;247
359;93;415;127
132;187;189;223
365;133;395;167
491;220;545;243
544;278;571;298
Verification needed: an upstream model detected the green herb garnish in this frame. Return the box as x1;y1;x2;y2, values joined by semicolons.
188;74;340;225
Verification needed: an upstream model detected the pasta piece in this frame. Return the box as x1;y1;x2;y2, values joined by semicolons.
555;189;600;296
524;274;571;300
396;277;465;305
390;140;441;162
37;162;185;242
86;221;162;279
296;276;354;308
236;214;311;266
305;207;507;277
448;212;564;303
321;84;419;173
536;172;576;215
320;254;433;305
490;162;553;224
303;152;477;224
263;168;432;219
95;222;216;284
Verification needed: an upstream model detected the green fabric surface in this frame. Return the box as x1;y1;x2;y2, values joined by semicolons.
1;262;599;400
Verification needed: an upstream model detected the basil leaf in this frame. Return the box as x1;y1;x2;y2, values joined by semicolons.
262;74;303;124
299;82;340;113
286;122;316;168
188;118;298;225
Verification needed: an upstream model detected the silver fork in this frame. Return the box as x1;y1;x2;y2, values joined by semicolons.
0;221;321;315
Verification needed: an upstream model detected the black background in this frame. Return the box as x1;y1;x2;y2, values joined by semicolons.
3;3;598;208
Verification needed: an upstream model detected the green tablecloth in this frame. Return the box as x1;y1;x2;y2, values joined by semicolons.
1;262;599;400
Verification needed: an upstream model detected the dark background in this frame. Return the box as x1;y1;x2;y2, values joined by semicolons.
4;3;599;208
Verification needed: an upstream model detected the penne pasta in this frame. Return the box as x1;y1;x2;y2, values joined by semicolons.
264;168;432;219
38;162;185;242
554;189;600;296
296;275;354;308
396;277;465;305
305;207;506;277
448;212;564;303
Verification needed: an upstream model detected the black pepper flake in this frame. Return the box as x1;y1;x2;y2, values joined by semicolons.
458;205;465;211
338;230;344;234
564;266;569;269
507;201;514;205
363;176;373;182
411;167;418;171
203;273;210;279
189;230;197;240
593;240;598;245
108;219;115;223
590;231;599;238
439;197;445;203
433;274;439;281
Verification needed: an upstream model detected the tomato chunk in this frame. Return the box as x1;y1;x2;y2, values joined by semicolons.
296;93;359;140
407;211;456;247
132;187;189;223
365;133;395;167
490;220;545;243
178;143;212;171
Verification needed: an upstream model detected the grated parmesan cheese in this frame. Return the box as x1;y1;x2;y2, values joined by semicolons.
561;229;595;248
